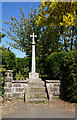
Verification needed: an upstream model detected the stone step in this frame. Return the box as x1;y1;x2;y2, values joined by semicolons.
29;85;46;89
29;92;47;98
29;82;45;86
29;85;46;88
29;98;48;103
28;78;47;103
29;91;47;94
29;81;45;86
29;87;46;92
29;78;44;80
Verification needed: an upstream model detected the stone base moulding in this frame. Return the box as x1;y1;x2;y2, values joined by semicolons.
46;80;60;102
29;72;39;79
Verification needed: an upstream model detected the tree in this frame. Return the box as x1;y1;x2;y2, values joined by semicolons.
3;7;62;58
2;47;16;79
0;32;6;42
3;8;42;57
16;57;30;79
36;2;77;51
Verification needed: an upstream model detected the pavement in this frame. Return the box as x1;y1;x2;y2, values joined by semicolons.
2;98;75;118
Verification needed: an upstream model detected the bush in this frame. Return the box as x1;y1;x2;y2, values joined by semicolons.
45;52;66;80
16;57;31;79
44;50;77;102
15;71;25;80
36;57;47;80
2;48;16;70
2;48;16;79
60;50;77;102
1;75;5;96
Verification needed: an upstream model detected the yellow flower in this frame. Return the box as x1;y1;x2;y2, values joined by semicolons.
65;25;68;27
60;22;63;26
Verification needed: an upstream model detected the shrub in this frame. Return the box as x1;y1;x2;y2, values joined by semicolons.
45;52;66;80
2;48;16;70
45;50;77;102
1;75;5;96
2;48;16;79
16;57;30;79
36;57;47;80
60;50;77;102
15;71;25;80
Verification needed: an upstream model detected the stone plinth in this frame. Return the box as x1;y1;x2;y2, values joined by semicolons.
5;70;13;82
29;72;39;79
28;79;48;103
46;80;60;102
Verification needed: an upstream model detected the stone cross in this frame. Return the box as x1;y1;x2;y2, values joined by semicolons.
30;33;37;73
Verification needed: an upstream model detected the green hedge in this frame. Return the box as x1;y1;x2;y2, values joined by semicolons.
36;51;77;102
45;52;66;80
2;48;16;71
45;51;77;102
36;57;48;80
2;48;16;79
16;57;31;79
60;50;77;102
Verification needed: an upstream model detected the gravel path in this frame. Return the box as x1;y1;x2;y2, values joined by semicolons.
2;98;75;118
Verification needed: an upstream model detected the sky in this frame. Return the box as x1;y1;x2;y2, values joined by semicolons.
2;2;41;58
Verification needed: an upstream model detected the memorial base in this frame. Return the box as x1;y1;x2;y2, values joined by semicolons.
28;72;48;103
29;72;39;79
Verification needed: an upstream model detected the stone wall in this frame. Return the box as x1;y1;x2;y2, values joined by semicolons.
4;80;29;100
4;70;60;102
46;80;60;102
4;70;29;101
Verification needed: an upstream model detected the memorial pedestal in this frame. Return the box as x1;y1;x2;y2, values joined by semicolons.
29;72;39;79
28;72;48;103
28;78;48;103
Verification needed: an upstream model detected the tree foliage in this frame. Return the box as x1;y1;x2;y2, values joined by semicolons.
37;1;77;51
16;57;30;79
3;8;42;57
0;32;6;42
3;5;72;58
2;47;16;71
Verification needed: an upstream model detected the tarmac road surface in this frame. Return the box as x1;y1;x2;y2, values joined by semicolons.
2;99;75;119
